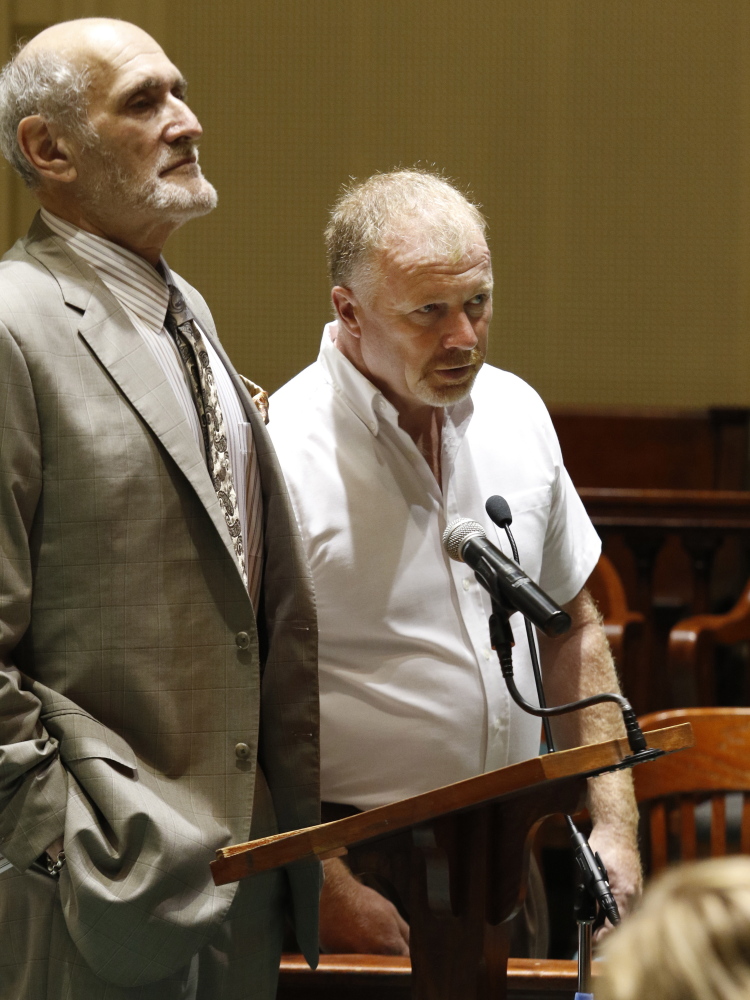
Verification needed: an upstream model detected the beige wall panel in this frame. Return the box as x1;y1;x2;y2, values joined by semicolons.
3;1;750;407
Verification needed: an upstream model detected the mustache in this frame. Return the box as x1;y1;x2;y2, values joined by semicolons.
158;140;200;171
429;347;484;370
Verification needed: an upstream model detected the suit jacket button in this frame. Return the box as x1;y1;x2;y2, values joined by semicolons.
235;743;251;760
235;631;250;649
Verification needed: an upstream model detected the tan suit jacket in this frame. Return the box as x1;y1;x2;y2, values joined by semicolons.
0;215;320;993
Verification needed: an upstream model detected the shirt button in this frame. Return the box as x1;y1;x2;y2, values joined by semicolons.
235;743;251;760
483;648;491;661
235;632;250;649
462;578;470;591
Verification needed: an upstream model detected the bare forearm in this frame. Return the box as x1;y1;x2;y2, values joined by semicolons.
539;589;638;838
538;587;642;927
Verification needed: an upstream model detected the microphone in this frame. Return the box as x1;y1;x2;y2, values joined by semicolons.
481;495;623;934
442;519;571;637
484;496;652;756
485;494;513;529
568;818;621;927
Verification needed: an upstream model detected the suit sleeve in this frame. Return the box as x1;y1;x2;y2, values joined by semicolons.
0;323;67;869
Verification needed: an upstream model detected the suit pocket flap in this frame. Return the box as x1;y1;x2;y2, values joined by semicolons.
44;712;137;772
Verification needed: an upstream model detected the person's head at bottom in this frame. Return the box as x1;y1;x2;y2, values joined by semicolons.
598;856;750;1000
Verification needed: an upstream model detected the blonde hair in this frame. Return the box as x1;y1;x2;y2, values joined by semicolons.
598;857;750;1000
325;168;487;300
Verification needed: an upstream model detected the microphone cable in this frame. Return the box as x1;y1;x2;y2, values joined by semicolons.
484;495;621;929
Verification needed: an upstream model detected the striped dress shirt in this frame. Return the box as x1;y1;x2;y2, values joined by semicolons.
40;209;263;607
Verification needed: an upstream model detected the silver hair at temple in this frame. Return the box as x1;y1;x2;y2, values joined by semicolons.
325;169;488;301
0;45;94;188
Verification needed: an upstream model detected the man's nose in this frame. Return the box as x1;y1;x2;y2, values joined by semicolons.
443;311;479;349
164;99;203;143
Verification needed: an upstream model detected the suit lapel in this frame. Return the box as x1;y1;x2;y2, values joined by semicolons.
23;220;248;584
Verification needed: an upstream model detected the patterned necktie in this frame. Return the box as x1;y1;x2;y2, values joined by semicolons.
164;282;248;586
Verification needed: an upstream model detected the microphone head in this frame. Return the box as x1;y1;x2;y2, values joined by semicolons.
486;495;513;528
443;518;486;562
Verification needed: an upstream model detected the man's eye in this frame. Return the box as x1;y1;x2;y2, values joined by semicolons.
417;304;437;314
469;294;486;306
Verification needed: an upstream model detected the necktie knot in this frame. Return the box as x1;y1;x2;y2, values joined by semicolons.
166;283;191;328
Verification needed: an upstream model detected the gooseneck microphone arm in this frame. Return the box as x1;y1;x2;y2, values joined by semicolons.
485;495;556;753
442;515;648;754
485;594;644;753
444;502;625;943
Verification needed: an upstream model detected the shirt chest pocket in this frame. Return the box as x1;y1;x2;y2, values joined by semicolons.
490;485;552;580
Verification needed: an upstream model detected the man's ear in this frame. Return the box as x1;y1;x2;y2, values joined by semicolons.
331;285;363;339
17;115;78;184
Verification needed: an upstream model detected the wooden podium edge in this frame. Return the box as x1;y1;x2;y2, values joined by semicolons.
211;723;693;886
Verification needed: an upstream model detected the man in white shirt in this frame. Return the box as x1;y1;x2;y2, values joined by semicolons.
0;19;319;1000
268;169;641;954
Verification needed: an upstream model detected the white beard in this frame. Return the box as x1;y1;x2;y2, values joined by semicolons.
80;139;218;224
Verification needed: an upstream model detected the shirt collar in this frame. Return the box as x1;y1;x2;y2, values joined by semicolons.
317;320;474;437
318;322;395;435
40;208;169;335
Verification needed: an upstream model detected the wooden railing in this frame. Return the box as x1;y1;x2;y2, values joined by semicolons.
579;488;750;711
278;955;600;1000
581;488;750;617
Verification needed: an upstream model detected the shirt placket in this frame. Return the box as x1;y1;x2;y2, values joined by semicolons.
441;412;513;773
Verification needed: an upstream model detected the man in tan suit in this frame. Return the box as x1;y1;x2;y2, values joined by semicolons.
0;18;320;1000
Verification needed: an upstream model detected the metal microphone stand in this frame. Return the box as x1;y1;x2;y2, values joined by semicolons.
488;599;616;997
487;599;616;997
444;506;662;995
573;874;598;997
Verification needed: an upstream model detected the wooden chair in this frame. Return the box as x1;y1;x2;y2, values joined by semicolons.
668;580;750;706
636;708;750;874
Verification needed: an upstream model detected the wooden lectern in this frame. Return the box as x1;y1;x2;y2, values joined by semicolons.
212;724;692;999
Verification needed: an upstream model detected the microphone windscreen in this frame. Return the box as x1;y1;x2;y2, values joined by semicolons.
442;518;485;562
486;495;513;527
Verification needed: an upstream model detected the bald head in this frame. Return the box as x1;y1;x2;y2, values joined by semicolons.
0;19;215;259
22;18;152;61
0;19;172;189
20;19;166;92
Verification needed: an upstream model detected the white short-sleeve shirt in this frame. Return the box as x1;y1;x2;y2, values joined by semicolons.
269;324;601;810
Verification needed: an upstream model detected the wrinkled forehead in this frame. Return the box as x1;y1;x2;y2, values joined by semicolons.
24;20;181;104
88;39;181;106
379;226;492;282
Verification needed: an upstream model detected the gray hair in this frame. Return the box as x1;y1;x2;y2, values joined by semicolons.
325;168;488;299
0;45;94;188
